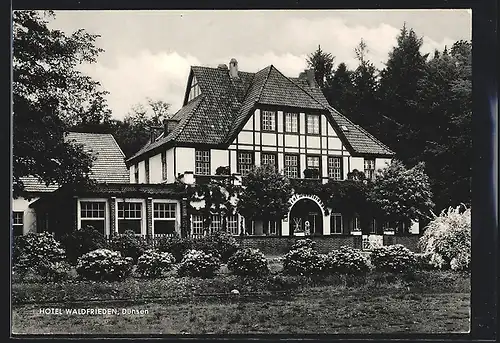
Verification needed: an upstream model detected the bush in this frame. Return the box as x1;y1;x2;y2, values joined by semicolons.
325;246;370;275
414;253;436;270
176;249;221;278
110;230;147;263
419;205;471;271
157;235;194;263
193;231;240;263
136;250;175;278
38;261;73;282
227;248;270;277
13;232;67;280
60;225;108;265
282;247;325;276
290;238;316;251
370;244;417;273
76;249;133;281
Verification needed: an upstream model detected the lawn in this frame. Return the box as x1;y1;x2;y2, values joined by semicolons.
11;270;470;335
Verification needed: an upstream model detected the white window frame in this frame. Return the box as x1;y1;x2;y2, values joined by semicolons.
227;215;240;236
12;211;24;236
364;159;375;180
370;218;378;234
195;150;211;176
77;199;110;236
284;112;299;133
331;213;343;234
244;218;255;236
152;199;180;236
210;214;222;232
284;154;299;179
191;214;204;236
261;152;277;170
261;110;276;131
306;114;320;134
134;164;139;184
267;221;278;236
115;199;146;236
328;156;342;180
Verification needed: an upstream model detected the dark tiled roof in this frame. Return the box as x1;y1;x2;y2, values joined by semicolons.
21;132;129;194
127;63;394;164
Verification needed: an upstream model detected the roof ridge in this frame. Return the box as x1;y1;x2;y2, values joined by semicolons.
327;105;394;154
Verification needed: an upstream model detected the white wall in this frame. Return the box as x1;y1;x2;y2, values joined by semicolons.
166;148;175;181
138;160;146;183
375;158;392;172
129;165;135;183
351;157;364;173
211;149;229;175
176;147;195;175
149;153;163;183
12;197;39;234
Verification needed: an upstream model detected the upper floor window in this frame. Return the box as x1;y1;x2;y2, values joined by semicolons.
195;150;210;175
237;151;254;176
328;156;342;180
284;154;299;179
188;76;201;102
145;159;150;183
306;155;321;178
261;152;277;171
284;112;299;133
306;114;320;135
134;164;139;184
364;159;375;180
261;110;276;131
12;211;23;236
161;151;167;181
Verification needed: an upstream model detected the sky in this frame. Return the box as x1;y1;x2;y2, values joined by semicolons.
48;9;472;120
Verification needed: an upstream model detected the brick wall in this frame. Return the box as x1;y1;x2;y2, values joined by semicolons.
391;235;421;252
236;235;357;255
146;198;153;240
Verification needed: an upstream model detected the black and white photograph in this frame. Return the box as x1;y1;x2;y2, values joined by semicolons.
11;8;478;336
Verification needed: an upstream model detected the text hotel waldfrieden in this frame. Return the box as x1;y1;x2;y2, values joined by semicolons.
37;308;149;315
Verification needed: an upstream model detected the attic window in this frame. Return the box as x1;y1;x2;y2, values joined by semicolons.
341;125;349;132
188;76;201;102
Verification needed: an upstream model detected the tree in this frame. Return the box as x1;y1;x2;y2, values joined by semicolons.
306;45;335;90
238;165;293;228
325;62;354;114
13;10;107;196
369;160;434;223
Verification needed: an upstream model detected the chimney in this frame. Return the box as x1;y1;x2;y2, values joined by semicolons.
305;69;318;88
150;125;163;142
163;118;180;136
229;58;239;79
218;64;228;70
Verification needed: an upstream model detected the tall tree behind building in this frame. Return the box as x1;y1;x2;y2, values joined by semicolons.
306;45;335;90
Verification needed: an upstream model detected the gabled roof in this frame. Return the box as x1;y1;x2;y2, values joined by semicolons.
20;132;129;194
127;62;394;165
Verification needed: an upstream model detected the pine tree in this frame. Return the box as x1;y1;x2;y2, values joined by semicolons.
306;45;335;90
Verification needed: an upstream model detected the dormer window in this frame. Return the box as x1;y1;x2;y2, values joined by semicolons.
188;76;201;102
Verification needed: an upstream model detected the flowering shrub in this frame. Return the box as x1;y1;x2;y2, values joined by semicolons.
325;246;370;275
370;244;417;273
227;248;270;277
419;205;471;271
414;253;436;270
177;249;221;278
110;230;147;263
282;247;324;276
290;239;316;251
38;261;72;282
60;225;108;265
136;250;175;278
76;249;133;281
157;235;194;263
193;231;240;263
13;232;67;280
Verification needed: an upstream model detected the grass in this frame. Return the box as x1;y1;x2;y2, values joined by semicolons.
12;288;470;334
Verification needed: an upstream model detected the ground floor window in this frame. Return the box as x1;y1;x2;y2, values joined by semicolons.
191;214;204;236
12;211;23;236
80;201;106;236
350;216;360;232
191;214;241;236
210;214;222;232
118;202;142;234
331;213;343;234
153;202;177;235
370;219;378;234
266;220;279;236
227;215;239;236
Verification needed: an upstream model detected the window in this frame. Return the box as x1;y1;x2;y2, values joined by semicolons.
370;219;377;234
307;114;320;134
331;213;343;234
266;221;279;236
284;154;299;178
364;159;375;180
188;76;201;102
328;156;342;180
353;216;360;231
117;202;142;235
195;150;211;175
245;219;255;235
145;159;150;183
80;201;106;236
210;215;222;232
134;164;139;184
153;203;176;235
306;155;321;178
237;151;254;176
192;214;204;236
261;110;276;131
284;112;298;133
261;153;277;171
161;151;167;181
227;215;239;236
12;211;23;236
395;221;408;234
